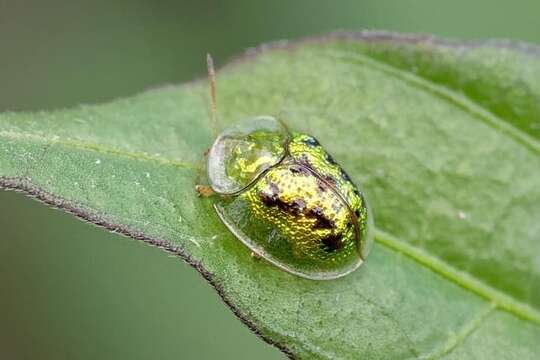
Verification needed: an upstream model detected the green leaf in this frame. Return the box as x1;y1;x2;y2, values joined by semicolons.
1;31;539;359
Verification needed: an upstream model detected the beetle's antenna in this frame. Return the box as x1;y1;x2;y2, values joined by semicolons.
207;53;218;136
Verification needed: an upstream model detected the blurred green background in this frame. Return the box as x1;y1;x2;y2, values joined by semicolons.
1;1;539;359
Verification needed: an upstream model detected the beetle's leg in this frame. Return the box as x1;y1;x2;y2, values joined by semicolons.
194;149;210;194
195;185;214;197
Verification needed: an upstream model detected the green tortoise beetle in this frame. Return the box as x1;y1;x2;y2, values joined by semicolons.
196;55;373;280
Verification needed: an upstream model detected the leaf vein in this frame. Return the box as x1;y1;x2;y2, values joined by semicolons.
0;130;199;170
343;51;540;154
374;229;540;325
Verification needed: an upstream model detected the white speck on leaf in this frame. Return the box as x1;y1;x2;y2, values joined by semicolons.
188;237;201;248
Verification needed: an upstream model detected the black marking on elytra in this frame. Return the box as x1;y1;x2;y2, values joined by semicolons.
289;199;306;215
274;197;305;215
322;174;336;186
259;191;278;206
340;168;352;182
289;164;310;176
309;206;335;229
259;182;280;206
302;136;320;148
321;233;343;253
259;182;306;216
325;153;337;165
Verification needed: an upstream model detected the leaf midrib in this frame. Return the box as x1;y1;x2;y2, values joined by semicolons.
0;130;198;169
376;230;540;324
2;127;539;325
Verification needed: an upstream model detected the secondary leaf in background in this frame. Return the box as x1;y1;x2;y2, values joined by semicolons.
1;32;539;359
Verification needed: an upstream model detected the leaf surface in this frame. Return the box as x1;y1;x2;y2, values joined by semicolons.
1;32;539;359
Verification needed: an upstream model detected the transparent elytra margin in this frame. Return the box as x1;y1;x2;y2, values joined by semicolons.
207;116;289;195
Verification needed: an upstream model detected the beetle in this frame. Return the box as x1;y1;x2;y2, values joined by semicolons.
196;55;372;280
